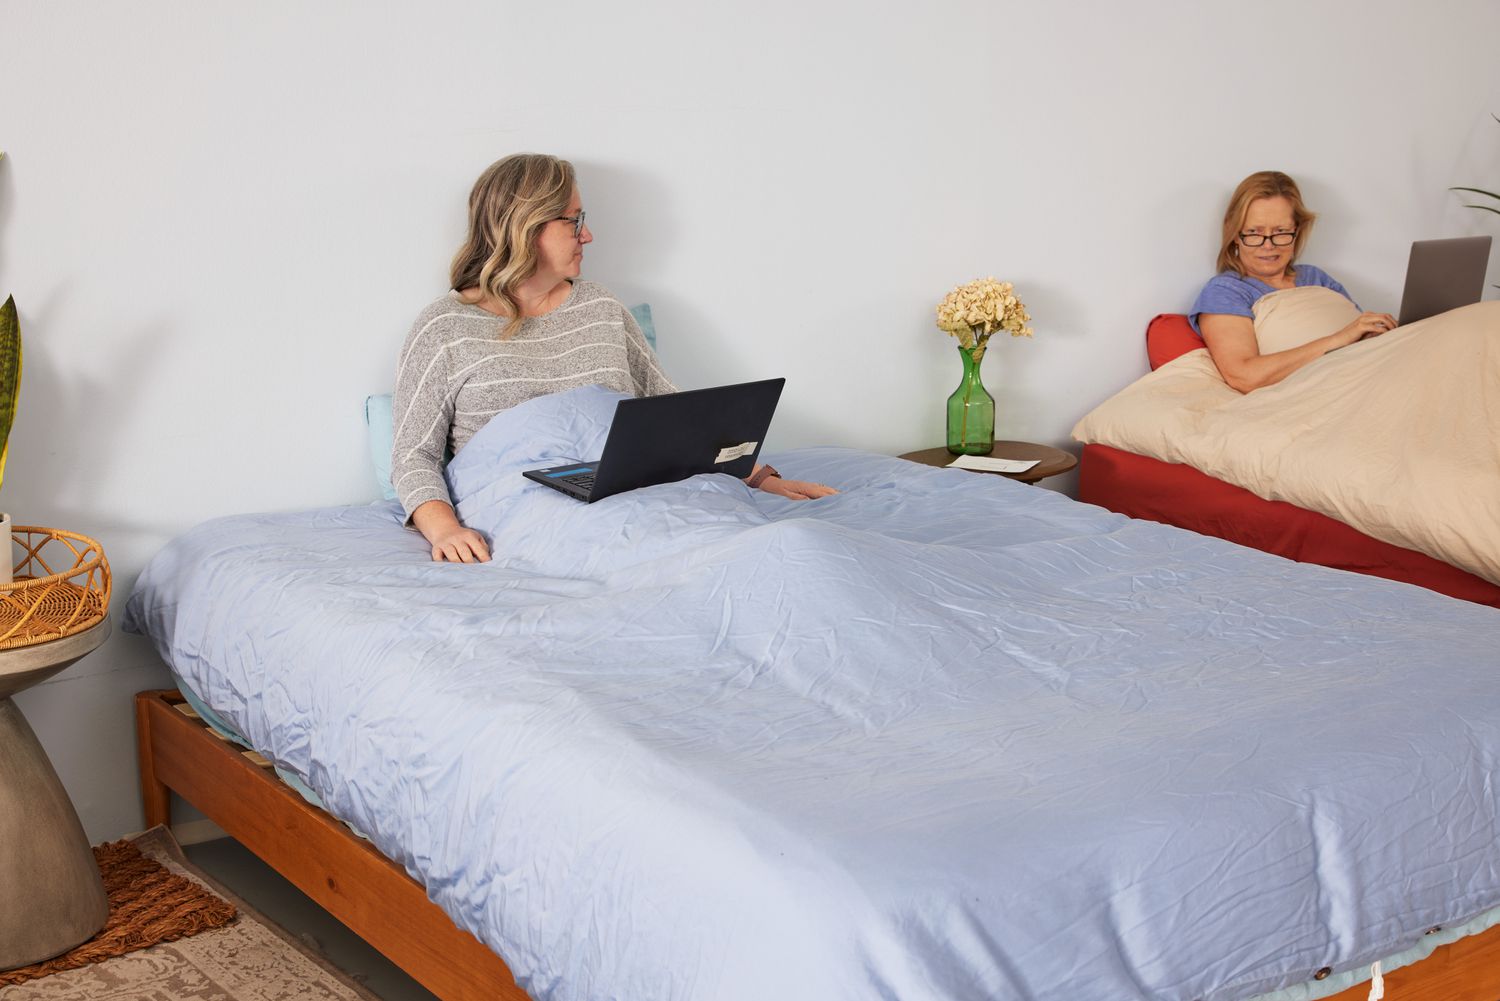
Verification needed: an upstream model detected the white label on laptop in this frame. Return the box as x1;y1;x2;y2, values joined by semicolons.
947;455;1041;474
715;441;759;464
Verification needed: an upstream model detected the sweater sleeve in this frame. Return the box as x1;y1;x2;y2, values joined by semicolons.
622;306;677;396
391;312;457;522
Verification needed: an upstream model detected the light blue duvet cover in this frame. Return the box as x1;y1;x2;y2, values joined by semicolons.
125;386;1500;1001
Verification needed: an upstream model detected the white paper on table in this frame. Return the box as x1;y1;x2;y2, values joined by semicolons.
946;455;1041;474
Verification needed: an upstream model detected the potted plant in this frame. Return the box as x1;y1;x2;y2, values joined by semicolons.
0;159;16;584
0;297;18;586
1451;114;1500;288
0;153;17;582
1451;114;1500;219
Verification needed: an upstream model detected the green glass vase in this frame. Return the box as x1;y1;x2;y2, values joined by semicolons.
946;344;994;455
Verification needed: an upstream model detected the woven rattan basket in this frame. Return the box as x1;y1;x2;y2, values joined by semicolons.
0;527;110;649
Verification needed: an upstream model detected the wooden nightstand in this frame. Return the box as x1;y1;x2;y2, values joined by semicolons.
898;440;1078;485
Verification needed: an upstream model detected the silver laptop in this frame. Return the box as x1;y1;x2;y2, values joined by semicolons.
1396;236;1492;325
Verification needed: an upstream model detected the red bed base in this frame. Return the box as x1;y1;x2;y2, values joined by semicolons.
1077;315;1500;609
1079;443;1500;607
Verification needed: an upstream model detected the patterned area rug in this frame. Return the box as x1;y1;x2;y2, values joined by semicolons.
0;827;378;1000
2;831;238;987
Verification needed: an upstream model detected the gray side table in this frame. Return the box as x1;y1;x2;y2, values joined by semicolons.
0;617;111;970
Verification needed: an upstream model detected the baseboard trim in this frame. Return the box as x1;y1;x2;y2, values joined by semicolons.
172;817;229;845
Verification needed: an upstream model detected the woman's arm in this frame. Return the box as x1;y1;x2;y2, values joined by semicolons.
620;306;677;397
392;316;459;516
410;499;491;563
747;464;839;500
1199;311;1395;393
392;311;490;562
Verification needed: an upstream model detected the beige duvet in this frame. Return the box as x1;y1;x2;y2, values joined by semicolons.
1072;299;1500;585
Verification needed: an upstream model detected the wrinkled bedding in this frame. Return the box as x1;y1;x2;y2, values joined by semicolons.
1071;301;1500;584
126;386;1500;1001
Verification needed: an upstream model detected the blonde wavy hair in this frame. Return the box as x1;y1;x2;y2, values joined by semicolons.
1216;171;1317;278
450;153;576;339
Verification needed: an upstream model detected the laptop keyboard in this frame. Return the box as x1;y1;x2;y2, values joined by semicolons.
568;473;596;490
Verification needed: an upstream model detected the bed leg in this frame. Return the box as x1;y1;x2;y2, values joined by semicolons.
135;692;171;829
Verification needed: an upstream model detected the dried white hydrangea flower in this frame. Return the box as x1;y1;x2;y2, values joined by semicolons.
935;277;1033;360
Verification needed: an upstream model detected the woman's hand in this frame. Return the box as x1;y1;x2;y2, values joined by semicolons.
1336;311;1398;346
410;499;492;563
427;524;492;563
759;475;839;501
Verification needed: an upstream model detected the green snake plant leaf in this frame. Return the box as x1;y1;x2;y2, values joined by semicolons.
1450;186;1500;204
0;296;21;494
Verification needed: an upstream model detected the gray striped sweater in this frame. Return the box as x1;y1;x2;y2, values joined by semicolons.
391;281;676;519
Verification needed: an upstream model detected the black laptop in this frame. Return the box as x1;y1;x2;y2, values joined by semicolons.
522;378;785;503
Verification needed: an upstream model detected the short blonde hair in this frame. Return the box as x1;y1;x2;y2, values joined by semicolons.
1216;171;1317;277
450;154;576;339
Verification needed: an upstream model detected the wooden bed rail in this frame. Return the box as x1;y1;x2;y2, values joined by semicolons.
134;689;527;1001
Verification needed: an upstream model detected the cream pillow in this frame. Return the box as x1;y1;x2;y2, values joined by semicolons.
1251;286;1360;354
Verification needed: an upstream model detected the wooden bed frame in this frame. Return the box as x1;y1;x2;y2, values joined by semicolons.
134;689;525;1001
134;687;1500;1001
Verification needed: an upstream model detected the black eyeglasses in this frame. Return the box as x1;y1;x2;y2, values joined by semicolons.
1238;230;1296;247
554;211;586;238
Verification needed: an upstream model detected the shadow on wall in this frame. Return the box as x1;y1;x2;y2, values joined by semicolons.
571;160;1089;455
8;292;177;525
0;152;176;526
0;152;12;280
571;160;756;399
6;299;180;685
992;277;1087;443
572;159;678;305
1298;174;1381;306
0;154;178;688
1167;177;1229;308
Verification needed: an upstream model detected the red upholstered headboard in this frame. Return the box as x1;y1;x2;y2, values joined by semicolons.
1146;314;1206;370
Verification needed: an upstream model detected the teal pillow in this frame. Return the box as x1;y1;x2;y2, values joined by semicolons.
367;302;657;501
630;302;657;352
366;394;398;500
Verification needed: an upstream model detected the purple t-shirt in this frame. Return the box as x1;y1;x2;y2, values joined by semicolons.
1188;265;1357;334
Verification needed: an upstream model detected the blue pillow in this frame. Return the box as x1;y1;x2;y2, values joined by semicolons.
366;394;398;500
632;302;657;351
366;302;657;501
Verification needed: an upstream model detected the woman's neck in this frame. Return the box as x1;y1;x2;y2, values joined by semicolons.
1249;269;1296;290
461;276;572;318
514;274;573;316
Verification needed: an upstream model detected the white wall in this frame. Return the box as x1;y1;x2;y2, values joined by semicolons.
3;0;1498;841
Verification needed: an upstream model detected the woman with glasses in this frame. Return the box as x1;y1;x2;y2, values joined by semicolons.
1190;170;1396;393
391;153;835;564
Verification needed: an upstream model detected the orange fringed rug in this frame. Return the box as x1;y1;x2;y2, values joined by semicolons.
0;830;237;987
0;827;378;1000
